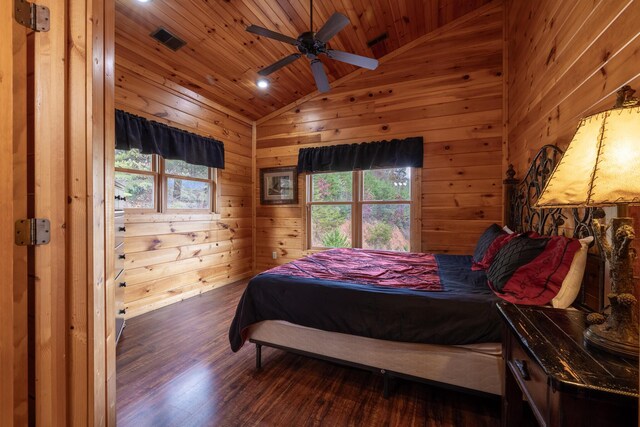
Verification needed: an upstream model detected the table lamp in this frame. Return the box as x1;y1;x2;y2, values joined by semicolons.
536;85;640;359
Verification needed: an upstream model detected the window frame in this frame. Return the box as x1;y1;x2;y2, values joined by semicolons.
115;151;218;214
114;152;160;213
160;157;217;213
305;168;420;252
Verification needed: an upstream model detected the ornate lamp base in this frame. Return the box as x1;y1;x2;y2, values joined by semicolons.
586;214;639;360
584;321;639;359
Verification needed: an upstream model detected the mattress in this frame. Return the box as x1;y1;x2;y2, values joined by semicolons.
229;250;501;352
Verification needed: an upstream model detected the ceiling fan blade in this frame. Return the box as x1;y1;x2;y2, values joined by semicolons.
310;58;330;93
314;12;350;43
246;25;299;46
327;50;379;70
258;54;302;76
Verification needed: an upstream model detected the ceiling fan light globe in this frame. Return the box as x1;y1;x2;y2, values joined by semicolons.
257;78;269;89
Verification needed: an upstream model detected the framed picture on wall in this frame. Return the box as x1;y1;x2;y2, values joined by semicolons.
260;166;298;205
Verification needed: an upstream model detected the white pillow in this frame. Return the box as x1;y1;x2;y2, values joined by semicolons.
502;225;514;234
551;236;594;309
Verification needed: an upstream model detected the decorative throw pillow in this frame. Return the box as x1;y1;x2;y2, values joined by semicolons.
473;224;505;263
487;235;550;291
473;230;543;271
472;232;521;271
551;236;594;308
489;235;581;305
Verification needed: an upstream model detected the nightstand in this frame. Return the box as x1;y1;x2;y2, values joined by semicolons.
497;302;638;427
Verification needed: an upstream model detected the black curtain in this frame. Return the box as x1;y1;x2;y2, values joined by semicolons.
115;109;225;169
297;137;423;173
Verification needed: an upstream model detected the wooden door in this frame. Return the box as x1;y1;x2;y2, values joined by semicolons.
1;1;68;425
2;0;114;425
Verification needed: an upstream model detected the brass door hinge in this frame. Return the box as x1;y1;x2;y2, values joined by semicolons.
15;219;51;246
14;0;50;32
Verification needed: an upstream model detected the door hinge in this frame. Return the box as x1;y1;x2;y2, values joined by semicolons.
14;0;50;32
15;219;51;246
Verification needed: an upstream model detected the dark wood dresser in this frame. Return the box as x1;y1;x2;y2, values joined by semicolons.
115;181;126;344
498;302;638;427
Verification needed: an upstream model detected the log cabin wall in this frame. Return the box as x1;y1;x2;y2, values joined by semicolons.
254;2;504;271
504;0;640;293
114;60;254;318
504;0;640;174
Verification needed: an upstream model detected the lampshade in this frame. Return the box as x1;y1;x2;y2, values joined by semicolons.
536;106;640;208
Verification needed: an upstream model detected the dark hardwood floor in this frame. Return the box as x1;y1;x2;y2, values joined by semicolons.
116;280;509;427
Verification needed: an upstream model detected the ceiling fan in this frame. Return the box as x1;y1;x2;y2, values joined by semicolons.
246;0;379;93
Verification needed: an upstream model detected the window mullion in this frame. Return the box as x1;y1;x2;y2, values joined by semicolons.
163;174;212;183
158;155;165;213
114;168;156;176
212;167;217;214
305;174;311;249
308;201;353;206
353;170;361;248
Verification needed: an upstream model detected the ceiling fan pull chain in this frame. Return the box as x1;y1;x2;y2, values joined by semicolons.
310;0;313;32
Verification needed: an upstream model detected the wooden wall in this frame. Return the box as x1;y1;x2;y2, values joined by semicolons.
254;1;504;271
504;0;640;174
114;59;254;318
504;0;640;294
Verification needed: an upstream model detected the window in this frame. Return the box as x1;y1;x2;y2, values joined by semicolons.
164;159;212;210
307;167;416;251
115;149;156;210
115;149;217;212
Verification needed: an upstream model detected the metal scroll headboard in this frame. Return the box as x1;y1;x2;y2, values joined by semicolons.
503;145;605;311
504;145;600;239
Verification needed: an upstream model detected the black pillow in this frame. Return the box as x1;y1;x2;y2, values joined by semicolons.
487;235;549;292
473;224;505;262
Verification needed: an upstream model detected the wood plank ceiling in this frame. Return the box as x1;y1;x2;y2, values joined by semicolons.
115;0;491;120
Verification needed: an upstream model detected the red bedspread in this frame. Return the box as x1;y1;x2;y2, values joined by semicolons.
264;248;442;291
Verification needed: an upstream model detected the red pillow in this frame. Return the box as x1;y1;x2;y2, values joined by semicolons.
492;235;580;305
472;231;540;271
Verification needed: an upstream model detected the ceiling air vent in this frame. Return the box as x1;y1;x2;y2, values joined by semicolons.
367;32;388;48
150;27;186;51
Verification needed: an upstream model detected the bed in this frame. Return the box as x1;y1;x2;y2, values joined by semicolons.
229;145;604;397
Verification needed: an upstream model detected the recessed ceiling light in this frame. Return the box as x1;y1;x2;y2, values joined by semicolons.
137;0;151;3
257;78;269;89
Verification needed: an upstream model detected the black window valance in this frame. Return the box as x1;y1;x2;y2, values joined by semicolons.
115;109;225;169
297;136;423;173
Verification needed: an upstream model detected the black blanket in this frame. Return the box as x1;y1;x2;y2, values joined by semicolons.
229;254;501;352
